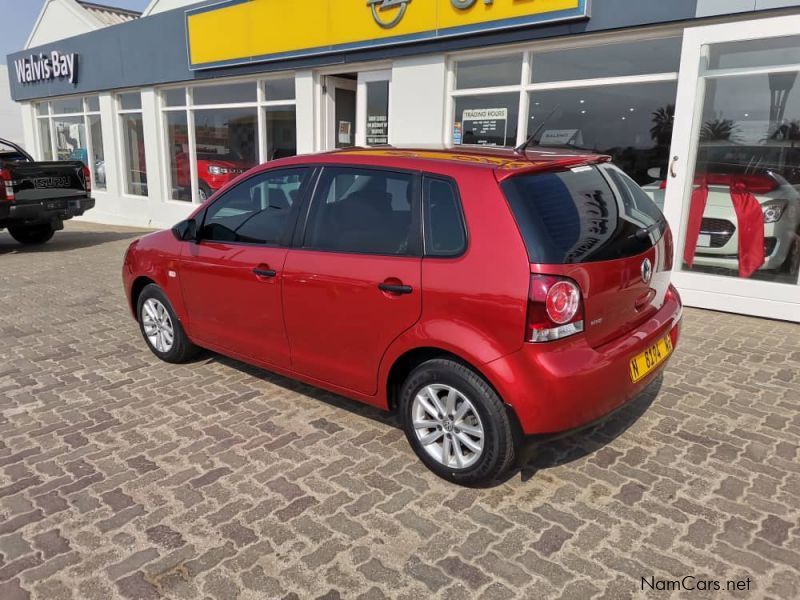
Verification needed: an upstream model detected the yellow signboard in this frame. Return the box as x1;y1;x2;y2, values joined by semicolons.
187;0;589;70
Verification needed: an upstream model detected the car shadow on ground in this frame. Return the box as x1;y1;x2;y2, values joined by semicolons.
0;229;148;255
208;353;661;489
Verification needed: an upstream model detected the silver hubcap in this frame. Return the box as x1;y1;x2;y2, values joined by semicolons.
411;384;485;469
142;298;175;353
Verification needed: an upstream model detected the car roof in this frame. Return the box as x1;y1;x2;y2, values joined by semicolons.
265;145;609;181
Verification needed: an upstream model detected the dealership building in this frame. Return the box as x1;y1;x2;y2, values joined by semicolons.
6;0;800;322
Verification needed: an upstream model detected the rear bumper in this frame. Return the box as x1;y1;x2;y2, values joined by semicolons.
0;197;95;227
486;292;682;435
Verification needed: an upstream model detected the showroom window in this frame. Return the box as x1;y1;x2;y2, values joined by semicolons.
118;92;148;197
449;34;681;186
160;76;297;203
34;96;106;190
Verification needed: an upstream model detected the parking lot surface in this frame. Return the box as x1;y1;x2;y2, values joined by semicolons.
1;221;798;599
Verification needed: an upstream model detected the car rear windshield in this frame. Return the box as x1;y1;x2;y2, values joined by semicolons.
501;163;667;264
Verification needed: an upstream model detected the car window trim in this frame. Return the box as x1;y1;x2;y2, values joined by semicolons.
295;164;424;258
421;173;469;259
195;166;313;248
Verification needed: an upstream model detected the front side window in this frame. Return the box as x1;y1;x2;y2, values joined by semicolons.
424;177;466;256
200;168;308;244
304;167;416;255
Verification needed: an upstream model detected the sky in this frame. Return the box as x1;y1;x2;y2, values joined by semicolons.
1;0;151;61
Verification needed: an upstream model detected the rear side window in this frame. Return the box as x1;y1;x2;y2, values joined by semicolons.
501;164;666;264
304;167;417;255
423;177;466;256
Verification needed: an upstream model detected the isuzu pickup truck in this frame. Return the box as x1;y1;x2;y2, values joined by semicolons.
0;137;95;245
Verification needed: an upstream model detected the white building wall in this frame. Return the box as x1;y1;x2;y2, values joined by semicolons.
143;0;201;16
26;1;96;48
389;55;448;147
0;66;25;147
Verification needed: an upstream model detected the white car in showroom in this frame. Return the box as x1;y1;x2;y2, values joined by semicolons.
645;143;800;278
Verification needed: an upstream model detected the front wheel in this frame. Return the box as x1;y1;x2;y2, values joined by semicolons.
8;224;55;245
136;283;199;364
782;229;800;277
400;359;516;485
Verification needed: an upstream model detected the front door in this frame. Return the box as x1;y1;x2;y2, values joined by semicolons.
282;166;422;395
325;76;358;150
179;168;311;366
663;16;800;322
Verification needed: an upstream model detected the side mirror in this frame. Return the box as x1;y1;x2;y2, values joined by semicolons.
171;218;198;242
647;167;664;180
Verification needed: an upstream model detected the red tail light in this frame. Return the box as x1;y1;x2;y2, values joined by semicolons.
526;275;584;343
0;168;14;201
81;165;91;194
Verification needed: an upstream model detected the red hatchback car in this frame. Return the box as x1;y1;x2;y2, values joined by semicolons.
122;147;682;484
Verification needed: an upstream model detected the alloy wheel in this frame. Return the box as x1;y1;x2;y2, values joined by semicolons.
142;298;175;353
411;384;485;469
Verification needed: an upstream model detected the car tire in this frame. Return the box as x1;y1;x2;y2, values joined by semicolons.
136;283;199;364
8;224;55;245
782;228;800;277
400;358;516;485
198;182;213;202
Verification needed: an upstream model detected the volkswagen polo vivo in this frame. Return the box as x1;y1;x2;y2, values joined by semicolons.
122;147;682;484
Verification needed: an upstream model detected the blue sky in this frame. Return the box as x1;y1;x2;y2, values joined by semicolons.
1;0;151;61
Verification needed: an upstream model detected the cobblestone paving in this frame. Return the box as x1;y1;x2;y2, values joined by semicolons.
0;221;798;600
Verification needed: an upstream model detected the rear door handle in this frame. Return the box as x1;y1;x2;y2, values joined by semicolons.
378;283;413;295
253;267;277;278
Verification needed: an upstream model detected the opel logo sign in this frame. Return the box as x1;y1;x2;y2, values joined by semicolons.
367;0;411;29
641;258;653;284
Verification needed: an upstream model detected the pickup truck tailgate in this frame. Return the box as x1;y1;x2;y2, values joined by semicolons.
6;161;89;202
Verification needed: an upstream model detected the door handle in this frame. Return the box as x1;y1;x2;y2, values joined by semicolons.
670;155;679;178
378;283;413;295
253;267;277;278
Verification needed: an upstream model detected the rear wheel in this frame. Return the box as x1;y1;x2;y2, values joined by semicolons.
137;283;199;363
8;224;55;245
400;358;515;485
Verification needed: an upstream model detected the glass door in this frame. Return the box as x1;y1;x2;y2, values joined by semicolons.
356;70;391;147
664;16;800;322
324;76;358;150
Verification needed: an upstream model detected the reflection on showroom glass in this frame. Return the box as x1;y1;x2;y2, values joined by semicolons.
681;72;800;284
527;81;678;185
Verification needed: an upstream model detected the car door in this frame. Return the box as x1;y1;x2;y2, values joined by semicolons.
179;167;310;367
282;166;422;395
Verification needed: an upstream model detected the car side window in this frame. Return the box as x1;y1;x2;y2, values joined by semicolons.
423;176;466;256
200;168;308;244
304;167;417;255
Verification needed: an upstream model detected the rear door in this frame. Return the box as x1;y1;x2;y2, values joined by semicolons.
282;166;422;395
178;167;310;367
501;163;671;348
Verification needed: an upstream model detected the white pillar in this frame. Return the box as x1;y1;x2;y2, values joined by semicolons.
389;55;448;147
295;70;317;155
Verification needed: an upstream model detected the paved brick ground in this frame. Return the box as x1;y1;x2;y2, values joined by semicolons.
0;221;798;600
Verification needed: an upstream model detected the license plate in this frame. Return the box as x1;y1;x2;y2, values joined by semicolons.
629;334;673;382
697;233;711;247
68;199;81;210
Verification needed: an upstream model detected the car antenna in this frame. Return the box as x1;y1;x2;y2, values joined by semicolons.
514;105;561;155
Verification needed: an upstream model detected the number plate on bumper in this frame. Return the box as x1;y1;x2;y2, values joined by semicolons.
629;334;673;382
